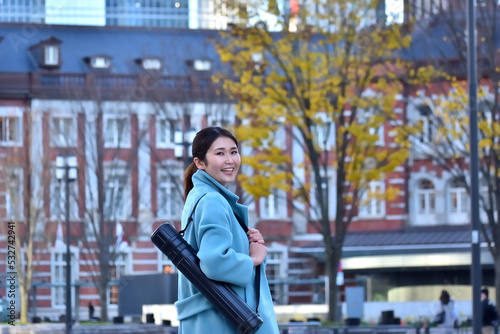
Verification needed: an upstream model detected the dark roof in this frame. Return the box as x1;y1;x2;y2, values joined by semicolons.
401;12;500;61
0;23;223;75
297;225;483;259
343;225;472;247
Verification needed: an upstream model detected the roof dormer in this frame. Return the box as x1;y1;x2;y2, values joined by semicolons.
83;55;112;70
186;58;212;72
135;57;163;71
29;36;62;70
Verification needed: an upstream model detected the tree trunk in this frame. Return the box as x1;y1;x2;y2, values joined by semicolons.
19;284;28;323
99;284;108;322
326;256;339;322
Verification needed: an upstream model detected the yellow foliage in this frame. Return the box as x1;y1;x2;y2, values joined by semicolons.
215;0;416;209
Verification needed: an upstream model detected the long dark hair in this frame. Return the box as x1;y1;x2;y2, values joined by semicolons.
183;126;238;200
440;290;450;305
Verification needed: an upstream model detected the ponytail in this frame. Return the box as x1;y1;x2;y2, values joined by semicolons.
184;162;198;200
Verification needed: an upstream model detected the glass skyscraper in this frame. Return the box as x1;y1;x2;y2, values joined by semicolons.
0;0;211;28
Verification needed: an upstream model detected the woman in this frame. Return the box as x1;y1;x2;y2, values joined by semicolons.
436;290;459;334
175;126;279;333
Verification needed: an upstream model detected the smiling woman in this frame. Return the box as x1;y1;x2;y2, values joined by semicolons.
175;126;280;334
193;136;241;186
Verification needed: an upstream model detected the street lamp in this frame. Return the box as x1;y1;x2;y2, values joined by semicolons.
56;155;77;334
174;128;197;168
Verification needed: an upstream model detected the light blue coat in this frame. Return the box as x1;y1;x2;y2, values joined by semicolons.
175;170;279;334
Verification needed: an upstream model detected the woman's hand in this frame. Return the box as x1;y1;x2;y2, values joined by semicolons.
247;228;265;245
249;242;267;266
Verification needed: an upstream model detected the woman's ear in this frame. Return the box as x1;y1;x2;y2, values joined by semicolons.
194;157;205;170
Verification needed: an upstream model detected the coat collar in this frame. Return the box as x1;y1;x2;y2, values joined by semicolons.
192;170;248;224
193;170;239;202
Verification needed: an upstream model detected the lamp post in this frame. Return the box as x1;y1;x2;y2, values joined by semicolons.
56;156;78;334
465;0;482;333
174;127;197;168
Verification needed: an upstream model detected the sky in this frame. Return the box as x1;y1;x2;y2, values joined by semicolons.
385;0;404;23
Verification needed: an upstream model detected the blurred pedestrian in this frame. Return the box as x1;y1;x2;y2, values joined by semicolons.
435;290;459;334
481;287;498;334
88;302;94;321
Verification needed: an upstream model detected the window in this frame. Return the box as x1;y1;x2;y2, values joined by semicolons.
90;56;111;69
52;252;65;307
0;116;21;145
266;243;288;304
449;178;468;214
358;109;384;146
104;115;130;148
5;170;22;220
157;173;182;218
417;104;433;143
260;188;287;219
310;173;335;220
156;118;178;148
44;45;59;66
159;252;176;274
108;253;128;305
104;171;130;220
207;112;233;128
51;250;77;307
261;125;287;150
359;181;385;217
140;57;162;71
50;181;64;219
369;124;384;145
480;180;496;211
84;55;112;69
192;59;212;71
51;117;76;147
30;37;62;69
417;179;436;214
312;116;335;151
480;179;497;223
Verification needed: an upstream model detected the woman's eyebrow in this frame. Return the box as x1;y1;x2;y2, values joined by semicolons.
213;146;238;151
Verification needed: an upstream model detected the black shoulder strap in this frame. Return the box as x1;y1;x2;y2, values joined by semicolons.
179;194;207;237
181;197;261;315
233;212;261;315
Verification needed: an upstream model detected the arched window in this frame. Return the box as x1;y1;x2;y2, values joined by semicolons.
417;179;435;214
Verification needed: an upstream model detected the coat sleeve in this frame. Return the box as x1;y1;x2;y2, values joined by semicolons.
195;194;254;287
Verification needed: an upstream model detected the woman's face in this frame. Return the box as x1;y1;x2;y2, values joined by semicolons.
194;136;241;186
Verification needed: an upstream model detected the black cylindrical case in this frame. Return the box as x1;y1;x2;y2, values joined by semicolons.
151;223;263;334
